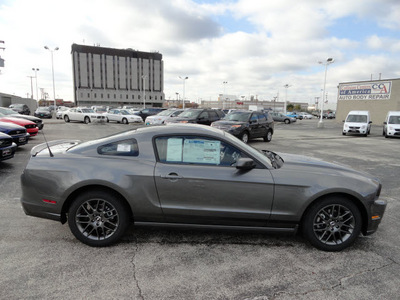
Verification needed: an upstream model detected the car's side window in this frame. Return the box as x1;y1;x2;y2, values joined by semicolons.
199;112;209;119
258;114;267;122
155;136;243;167
98;139;139;156
250;114;258;123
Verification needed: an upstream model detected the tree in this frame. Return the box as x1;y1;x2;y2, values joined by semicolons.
287;103;294;112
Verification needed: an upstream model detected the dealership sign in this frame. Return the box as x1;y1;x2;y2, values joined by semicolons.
338;81;392;100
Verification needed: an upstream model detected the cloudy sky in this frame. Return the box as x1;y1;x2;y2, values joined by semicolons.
0;0;399;107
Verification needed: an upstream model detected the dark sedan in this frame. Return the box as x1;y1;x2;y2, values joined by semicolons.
20;124;386;251
9;103;30;115
34;107;53;119
0;121;30;146
0;107;44;129
0;132;17;161
167;108;224;125
211;110;274;143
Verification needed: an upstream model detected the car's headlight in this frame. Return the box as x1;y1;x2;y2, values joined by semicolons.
361;125;366;129
180;120;188;123
230;125;242;129
344;124;348;128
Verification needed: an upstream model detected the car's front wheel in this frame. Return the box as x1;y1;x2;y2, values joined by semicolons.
64;115;70;122
284;119;290;124
302;196;362;251
68;190;130;247
84;116;90;124
122;118;128;124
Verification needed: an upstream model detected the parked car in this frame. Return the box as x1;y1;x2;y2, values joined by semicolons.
0;121;30;146
298;112;314;119
34;107;52;119
167;108;225;125
137;108;166;120
270;112;296;124
56;107;70;119
145;109;184;125
383;111;400;138
0;114;39;136
342;110;372;137
63;107;106;124
286;112;303;120
91;106;107;114
20;124;386;251
0;132;17;161
211;110;274;143
0;107;43;129
9;103;30;115
105;109;143;124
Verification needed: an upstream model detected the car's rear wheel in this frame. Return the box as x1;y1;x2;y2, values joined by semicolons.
264;130;273;142
240;131;249;143
342;132;346;135
284;119;290;124
302;196;362;251
84;116;90;124
64;115;70;122
68;190;130;247
122;118;128;124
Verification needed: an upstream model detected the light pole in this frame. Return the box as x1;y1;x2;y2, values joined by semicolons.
44;46;59;108
223;81;227;109
283;84;291;115
318;57;335;128
27;76;34;98
142;75;147;109
32;68;39;101
179;76;188;109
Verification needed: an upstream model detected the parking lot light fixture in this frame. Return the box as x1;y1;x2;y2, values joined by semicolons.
283;84;291;115
318;57;335;128
179;76;188;109
142;75;147;109
44;46;59;109
32;68;39;101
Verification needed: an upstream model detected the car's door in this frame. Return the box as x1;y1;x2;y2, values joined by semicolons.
153;135;274;226
197;111;211;125
248;113;261;138
257;113;268;137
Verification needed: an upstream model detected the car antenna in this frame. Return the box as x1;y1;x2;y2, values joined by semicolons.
41;130;54;157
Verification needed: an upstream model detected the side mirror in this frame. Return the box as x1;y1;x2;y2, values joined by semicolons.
383;122;387;125
236;158;256;170
369;121;372;124
342;120;345;122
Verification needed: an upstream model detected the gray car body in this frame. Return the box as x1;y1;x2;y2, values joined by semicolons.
20;124;385;236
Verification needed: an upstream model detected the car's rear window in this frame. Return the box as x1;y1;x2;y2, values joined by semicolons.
97;139;139;156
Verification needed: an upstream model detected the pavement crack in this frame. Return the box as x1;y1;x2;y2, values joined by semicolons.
130;237;144;300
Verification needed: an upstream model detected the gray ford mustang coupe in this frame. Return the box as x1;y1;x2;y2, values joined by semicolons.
20;124;386;251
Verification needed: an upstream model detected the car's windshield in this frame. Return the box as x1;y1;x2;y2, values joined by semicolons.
346;115;367;123
223;112;251;122
178;110;201;118
120;110;131;115
38;107;49;111
157;110;175;116
388;116;400;124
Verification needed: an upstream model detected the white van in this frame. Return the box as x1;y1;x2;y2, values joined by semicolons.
342;110;372;137
383;111;400;138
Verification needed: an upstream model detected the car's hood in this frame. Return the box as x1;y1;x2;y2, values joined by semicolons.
277;152;370;177
0;117;35;125
344;122;368;127
0;121;26;130
12;114;42;122
170;117;197;122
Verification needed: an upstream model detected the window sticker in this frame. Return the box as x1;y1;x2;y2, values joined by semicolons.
117;144;132;152
183;139;221;164
167;138;183;162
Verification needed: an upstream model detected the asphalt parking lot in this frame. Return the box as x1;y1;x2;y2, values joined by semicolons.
1;118;399;300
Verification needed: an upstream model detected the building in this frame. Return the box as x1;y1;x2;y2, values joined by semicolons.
336;78;400;123
71;44;164;107
0;92;38;113
200;99;308;112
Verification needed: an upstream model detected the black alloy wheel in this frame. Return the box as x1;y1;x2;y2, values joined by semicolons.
264;130;273;142
302;196;362;251
68;190;130;247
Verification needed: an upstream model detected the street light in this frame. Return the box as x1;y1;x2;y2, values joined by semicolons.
222;81;228;109
317;57;335;128
32;68;39;101
142;75;148;109
44;46;59;109
27;76;34;99
179;76;188;109
283;84;291;115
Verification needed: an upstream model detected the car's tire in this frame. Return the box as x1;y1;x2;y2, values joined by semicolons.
68;190;130;247
385;132;389;138
382;130;385;136
342;132;346;136
284;119;290;124
240;131;249;143
106;118;109;123
122;118;128;124
264;130;273;142
302;196;362;252
64;115;70;123
84;116;90;124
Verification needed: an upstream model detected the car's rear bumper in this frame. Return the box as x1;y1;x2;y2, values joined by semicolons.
365;199;387;235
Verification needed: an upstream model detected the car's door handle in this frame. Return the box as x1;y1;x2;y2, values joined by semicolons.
161;173;183;179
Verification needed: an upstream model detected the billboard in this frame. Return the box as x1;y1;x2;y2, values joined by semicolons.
338;81;392;100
